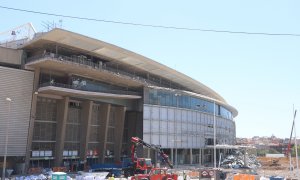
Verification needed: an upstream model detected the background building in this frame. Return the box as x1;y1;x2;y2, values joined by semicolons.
0;26;237;172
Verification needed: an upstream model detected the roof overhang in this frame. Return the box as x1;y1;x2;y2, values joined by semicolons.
205;145;256;149
22;28;238;117
205;145;239;149
38;86;142;99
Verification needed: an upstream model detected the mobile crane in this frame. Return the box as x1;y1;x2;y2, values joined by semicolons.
130;137;177;180
91;137;174;177
130;137;174;172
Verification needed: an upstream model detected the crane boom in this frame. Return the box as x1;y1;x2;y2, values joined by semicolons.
131;137;174;169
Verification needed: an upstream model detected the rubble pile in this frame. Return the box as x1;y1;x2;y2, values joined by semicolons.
14;172;108;180
248;154;261;169
16;174;52;180
220;150;261;169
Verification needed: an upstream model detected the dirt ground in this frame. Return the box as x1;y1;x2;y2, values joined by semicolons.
190;157;300;179
255;157;300;178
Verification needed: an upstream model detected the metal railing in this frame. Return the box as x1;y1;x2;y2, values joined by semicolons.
26;53;168;88
39;82;141;96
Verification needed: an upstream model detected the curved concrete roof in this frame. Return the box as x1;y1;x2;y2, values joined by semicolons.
22;28;238;117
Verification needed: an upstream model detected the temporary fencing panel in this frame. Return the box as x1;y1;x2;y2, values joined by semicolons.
233;174;257;180
52;172;67;180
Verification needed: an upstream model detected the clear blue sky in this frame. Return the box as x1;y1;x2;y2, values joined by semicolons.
1;0;300;138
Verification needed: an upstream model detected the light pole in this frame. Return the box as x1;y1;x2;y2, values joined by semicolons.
213;101;216;168
174;93;181;168
2;97;12;180
292;105;298;173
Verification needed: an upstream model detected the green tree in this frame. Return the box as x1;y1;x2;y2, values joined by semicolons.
269;148;280;154
257;149;268;157
291;145;300;157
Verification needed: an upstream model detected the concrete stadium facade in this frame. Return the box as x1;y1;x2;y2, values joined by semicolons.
0;28;237;173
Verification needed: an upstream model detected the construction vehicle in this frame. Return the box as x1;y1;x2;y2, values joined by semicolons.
130;137;173;171
91;137;174;177
129;137;177;180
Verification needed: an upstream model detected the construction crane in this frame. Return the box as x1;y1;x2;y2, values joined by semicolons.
131;137;174;170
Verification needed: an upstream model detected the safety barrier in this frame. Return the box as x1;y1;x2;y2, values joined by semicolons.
52;167;67;172
28;167;42;174
233;174;259;180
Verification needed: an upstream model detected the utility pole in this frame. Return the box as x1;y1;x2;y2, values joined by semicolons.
2;98;12;180
293;105;298;176
213;101;216;168
288;109;297;175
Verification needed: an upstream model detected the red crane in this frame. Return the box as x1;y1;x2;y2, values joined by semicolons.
131;137;174;173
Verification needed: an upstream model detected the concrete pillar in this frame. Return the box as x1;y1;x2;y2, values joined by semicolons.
98;104;111;163
54;97;70;166
199;148;202;167
201;149;204;165
126;112;137;154
148;148;151;158
175;149;178;167
190;148;193;165
114;106;126;162
171;148;173;164
211;148;214;165
25;68;40;171
154;151;158;165
79;100;93;162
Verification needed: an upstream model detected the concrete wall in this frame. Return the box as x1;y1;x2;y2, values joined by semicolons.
0;66;34;156
0;47;22;65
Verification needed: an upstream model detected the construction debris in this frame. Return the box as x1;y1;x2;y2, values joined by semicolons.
220;150;261;169
14;172;108;180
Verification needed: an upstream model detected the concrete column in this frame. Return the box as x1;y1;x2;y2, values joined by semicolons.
211;148;214;165
201;149;204;165
155;151;158;166
25;68;40;171
175;149;178;167
54;97;69;166
124;111;143;158
126;112;137;155
114;106;126;162
147;148;150;158
199;148;202;167
98;104;111;163
171;148;173;164
190;148;193;165
79;101;93;162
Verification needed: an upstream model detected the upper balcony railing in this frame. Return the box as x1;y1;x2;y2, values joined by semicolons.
39;82;141;96
26;53;179;89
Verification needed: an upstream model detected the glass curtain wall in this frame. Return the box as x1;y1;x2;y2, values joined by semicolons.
144;88;233;120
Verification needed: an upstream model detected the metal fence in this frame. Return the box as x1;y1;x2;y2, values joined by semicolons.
26;53;172;89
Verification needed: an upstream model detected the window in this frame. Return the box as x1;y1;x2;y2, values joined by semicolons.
144;88;233;120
